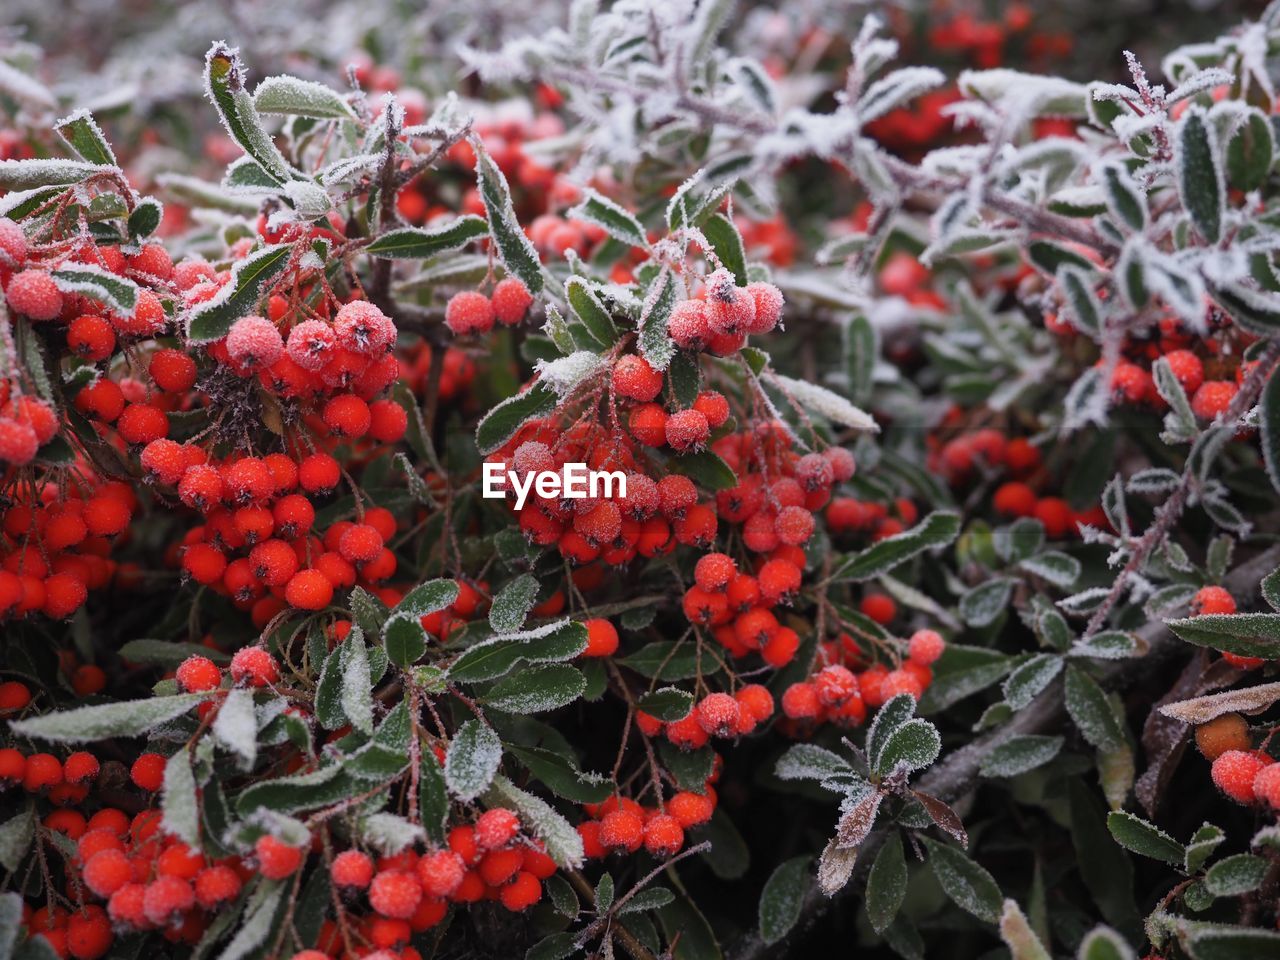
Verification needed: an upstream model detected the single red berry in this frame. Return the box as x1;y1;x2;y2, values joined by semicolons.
643;814;684;857
582;618;619;658
908;629;946;665
1192;586;1236;616
368;869;422;919
230;647;280;687
129;753;165;792
475;808;521;850
1211;749;1270;804
255;835;305;879
445;291;494;335
491;278;533;326
331;849;375;889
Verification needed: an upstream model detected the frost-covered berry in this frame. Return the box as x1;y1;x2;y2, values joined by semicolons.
781;682;820;718
286;569;334;610
814;665;858;706
1211;749;1269;804
744;281;784;334
0;418;38;465
84;849;133;897
229;647;279;687
330;850;374;889
774;505;814;545
704;269;755;335
1192;586;1236;616
445;291;494;335
324;394;371;438
908;629;946;665
1190;380;1237;420
693;390;730;428
334;301;395;354
338;523;383;564
0;218;27;268
175;656;221;693
491;277;533;326
1163;349;1204;395
255;835;304;879
643;814;684;857
668;791;714;827
368;869;422;918
142;876;194;925
664;409;709;451
6;269;62;320
694;553;736;592
140;439;188;485
695;692;741;738
286;319;337;370
475;808;521;850
612;354;664;402
668;299;710;350
194;865;242;909
598;809;644;852
416;849;465;897
1254;763;1280;810
226;315;284;369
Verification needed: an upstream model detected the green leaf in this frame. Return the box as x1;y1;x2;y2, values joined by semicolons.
1078;927;1136;960
829;511;961;582
9;693;208;742
1204;853;1268;896
565;277;619;346
0;804;34;872
490;574;539;634
476;382;557;455
1101;163;1146;232
960;578;1013;627
526;932;578;960
567;188;648;249
921;837;1002;924
50;265;138;314
775;743;855;783
54;110;116;166
1167;613;1280;660
979;735;1064;778
619;640;699;681
118;639;231;667
669;450;738;490
366;216;487;258
315;643;347;730
639;268;678;371
668;351;702;407
1064;664;1124;750
486;664;586;714
235;763;358;815
843;315;878;407
161;751;201;846
1184;924;1280;960
866;833;907;934
1227;109;1273;193
703;213;748;285
508;745;611;803
1000;898;1052;960
205;44;299;183
1178;107;1223;244
1004;654;1064;711
419;748;449;844
186;244;292;343
758;855;810;945
382;614;427;667
445;719;502;801
220;878;286;960
657;889;723;960
620;887;676;915
637;687;694;722
0;158;108;191
475;140;543;293
873;718;941;778
253;74;357;119
867;694;919;773
340;633;374;734
1106;811;1185;864
449;621;587;683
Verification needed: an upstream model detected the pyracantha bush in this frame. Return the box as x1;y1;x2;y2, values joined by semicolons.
6;2;1280;960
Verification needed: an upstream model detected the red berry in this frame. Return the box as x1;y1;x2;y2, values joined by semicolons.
499;871;542;912
598;809;644;852
331;850;374;889
230;647;279;687
664;409;710;451
6;269;62;320
368;870;422;919
613;355;664;402
142;875;194;925
1191;380;1237;420
667;791;714;828
1211;749;1270;804
445;291;494;335
416;850;465;898
491;278;533;326
286;569;334;610
226;315;284;369
129;753;164;792
908;629;946;665
194;865;242;909
475;808;521;850
255;835;305;879
84;849;133;898
582;618;619;658
644;814;684;857
1193;586;1236;616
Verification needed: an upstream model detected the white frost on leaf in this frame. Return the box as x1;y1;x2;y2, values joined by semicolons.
534;350;605;398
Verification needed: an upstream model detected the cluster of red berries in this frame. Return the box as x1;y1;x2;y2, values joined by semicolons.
577;786;717;861
443;278;533;336
777;628;946;732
